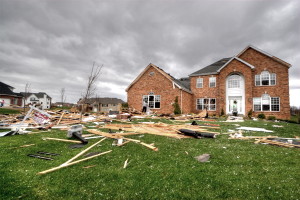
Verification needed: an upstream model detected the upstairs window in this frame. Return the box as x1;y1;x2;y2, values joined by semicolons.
228;75;241;88
255;71;276;86
209;77;216;88
253;94;280;112
196;78;203;88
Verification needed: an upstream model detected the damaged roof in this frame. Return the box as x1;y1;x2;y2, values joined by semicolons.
189;57;232;76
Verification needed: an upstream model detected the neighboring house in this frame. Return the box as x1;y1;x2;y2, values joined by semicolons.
78;97;125;113
126;45;291;119
20;92;52;110
0;82;23;107
53;102;74;108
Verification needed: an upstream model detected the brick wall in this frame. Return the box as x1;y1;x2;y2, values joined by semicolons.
239;48;290;119
127;65;192;114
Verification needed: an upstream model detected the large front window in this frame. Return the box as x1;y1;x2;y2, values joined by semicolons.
196;98;216;111
143;95;161;109
255;71;276;86
253;94;280;111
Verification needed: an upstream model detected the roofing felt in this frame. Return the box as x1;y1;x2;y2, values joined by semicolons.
0;82;16;95
189;57;232;76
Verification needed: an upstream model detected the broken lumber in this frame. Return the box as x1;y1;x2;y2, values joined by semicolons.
257;139;300;148
61;137;107;166
56;112;65;125
38;150;112;175
87;129;122;139
42;137;82;144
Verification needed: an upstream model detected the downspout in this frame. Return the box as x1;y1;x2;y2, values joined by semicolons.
180;90;183;114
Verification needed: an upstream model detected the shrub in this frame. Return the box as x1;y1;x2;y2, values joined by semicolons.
173;96;181;114
248;109;253;119
220;108;225;116
267;116;276;121
257;113;266;119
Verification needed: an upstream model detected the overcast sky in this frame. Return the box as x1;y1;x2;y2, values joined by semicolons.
0;0;299;106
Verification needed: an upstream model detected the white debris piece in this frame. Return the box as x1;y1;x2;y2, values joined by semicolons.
236;127;273;133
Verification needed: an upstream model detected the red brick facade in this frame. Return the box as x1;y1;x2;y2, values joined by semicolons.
127;46;291;119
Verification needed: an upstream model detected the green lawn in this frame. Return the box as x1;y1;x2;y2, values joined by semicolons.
0;119;299;200
0;108;21;114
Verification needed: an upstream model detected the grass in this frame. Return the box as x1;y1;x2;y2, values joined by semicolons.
0;108;21;114
0;119;299;200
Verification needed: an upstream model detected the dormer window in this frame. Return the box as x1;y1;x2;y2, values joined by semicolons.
255;71;276;86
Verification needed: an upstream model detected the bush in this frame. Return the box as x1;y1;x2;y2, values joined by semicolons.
173;96;181;114
220;108;225;116
248;109;253;119
267;116;276;121
257;113;266;119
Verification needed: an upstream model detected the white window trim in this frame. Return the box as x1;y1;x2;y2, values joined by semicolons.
209;77;216;88
253;96;280;112
196;98;216;111
255;71;276;86
196;78;203;88
143;95;161;109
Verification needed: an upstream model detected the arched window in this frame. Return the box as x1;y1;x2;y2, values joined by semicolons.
228;75;241;88
255;71;276;86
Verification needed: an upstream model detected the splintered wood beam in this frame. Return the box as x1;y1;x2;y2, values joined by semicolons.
87;129;122;139
61;137;107;166
38;150;112;175
56;112;65;125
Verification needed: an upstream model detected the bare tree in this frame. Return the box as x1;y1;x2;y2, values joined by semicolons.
80;62;103;120
60;87;66;107
23;83;31;113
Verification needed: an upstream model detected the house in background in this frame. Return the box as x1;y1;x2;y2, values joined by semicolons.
52;102;74;108
20;92;52;110
126;45;291;119
0;82;23;107
78;97;125;113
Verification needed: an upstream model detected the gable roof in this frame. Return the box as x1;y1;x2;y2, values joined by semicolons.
126;63;192;93
0;82;15;95
237;45;291;67
0;82;22;97
20;92;52;99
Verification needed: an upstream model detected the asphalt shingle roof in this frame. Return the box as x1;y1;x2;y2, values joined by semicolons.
0;82;17;96
189;57;232;76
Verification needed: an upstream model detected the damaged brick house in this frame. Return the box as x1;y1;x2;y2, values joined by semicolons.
126;45;291;119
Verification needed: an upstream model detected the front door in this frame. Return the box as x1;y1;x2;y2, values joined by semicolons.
228;97;242;114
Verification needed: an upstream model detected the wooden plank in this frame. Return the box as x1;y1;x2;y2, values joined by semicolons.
56;112;65;125
87;129;122;139
42;137;82;143
38;150;112;175
61;137;107;166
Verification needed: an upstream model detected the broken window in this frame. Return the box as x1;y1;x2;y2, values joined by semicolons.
143;95;160;109
253;95;280;112
196;98;216;111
